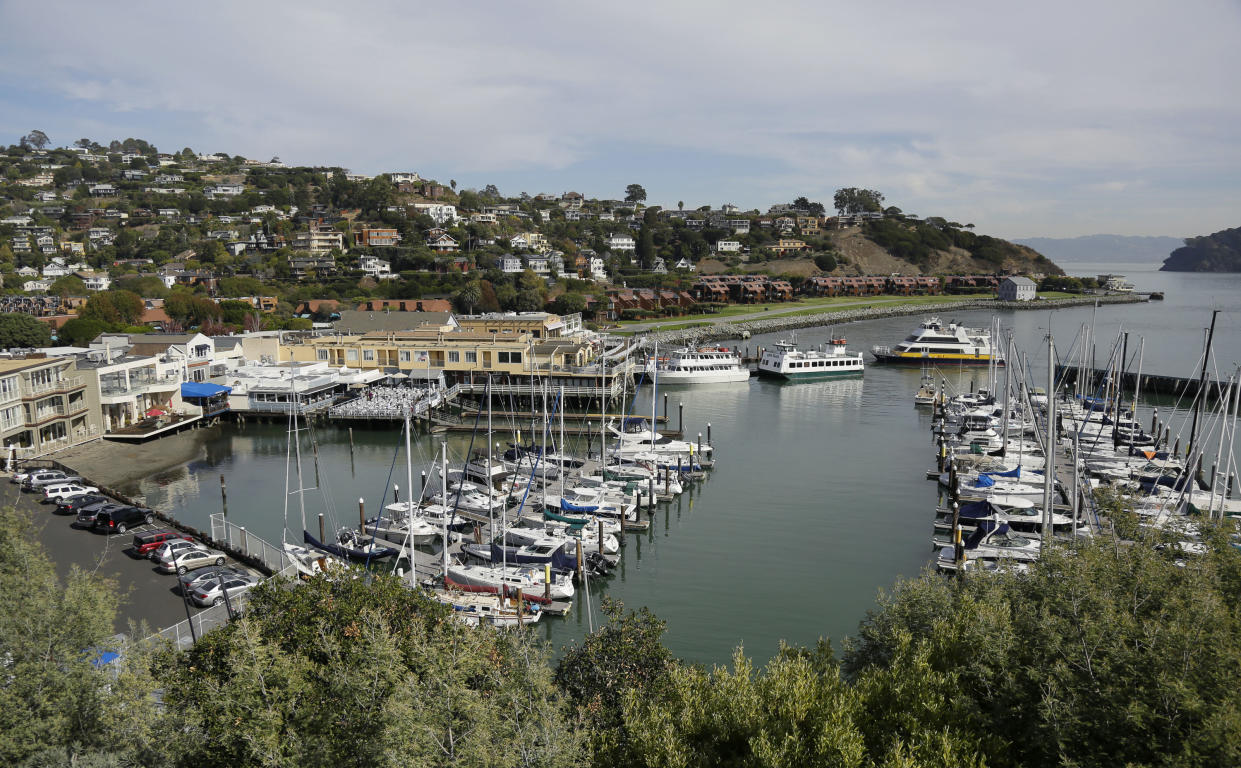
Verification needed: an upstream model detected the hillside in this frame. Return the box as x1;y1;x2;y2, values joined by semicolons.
1015;234;1183;264
826;219;1062;276
1160;226;1241;272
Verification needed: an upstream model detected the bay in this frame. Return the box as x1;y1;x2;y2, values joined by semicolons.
121;264;1241;666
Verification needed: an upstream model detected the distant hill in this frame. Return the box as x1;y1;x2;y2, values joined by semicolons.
1013;234;1183;265
1160;226;1241;272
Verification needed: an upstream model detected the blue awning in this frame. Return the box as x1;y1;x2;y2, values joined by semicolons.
181;382;232;398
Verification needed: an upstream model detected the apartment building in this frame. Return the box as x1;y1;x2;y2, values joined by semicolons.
0;356;101;458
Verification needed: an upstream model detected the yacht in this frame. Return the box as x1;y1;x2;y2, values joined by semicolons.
872;317;1002;366
756;338;864;379
645;346;751;384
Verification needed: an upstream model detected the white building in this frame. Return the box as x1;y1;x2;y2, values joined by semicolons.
607;234;636;252
998;276;1036;302
715;239;742;253
357;254;394;279
589;257;608;282
499;255;524;273
411;203;458;225
204;184;244;198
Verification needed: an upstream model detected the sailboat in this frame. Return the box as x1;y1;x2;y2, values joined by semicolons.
281;374;346;577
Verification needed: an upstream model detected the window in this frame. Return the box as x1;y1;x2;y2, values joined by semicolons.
346;350;358;362
497;351;523;365
317;349;330;361
362;349;375;362
0;376;16;402
447;351;460;363
399;350;411;363
465;351;477;363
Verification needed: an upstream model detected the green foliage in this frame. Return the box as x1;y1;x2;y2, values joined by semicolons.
844;523;1241;768
0;505;162;765
1162;225;1241;272
834;187;884;215
453;280;482;314
163;291;220;326
814;253;838;272
157;572;583;767
47;275;86;297
625;183;647;203
0;312;51;349
57;316;109;345
551;292;588;316
79;290;143;326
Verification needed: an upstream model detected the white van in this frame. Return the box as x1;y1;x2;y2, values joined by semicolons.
43;483;100;502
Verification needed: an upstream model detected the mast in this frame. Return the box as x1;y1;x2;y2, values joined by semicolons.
1209;375;1234;518
440;441;449;578
403;410;415;579
1129;338;1144;457
651;339;658;454
486;376;493;538
291;371;308;534
1000;331;1012;458
1187;310;1220;469
1042;334;1056;542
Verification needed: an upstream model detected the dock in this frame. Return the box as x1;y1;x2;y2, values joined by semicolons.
1057;365;1226;402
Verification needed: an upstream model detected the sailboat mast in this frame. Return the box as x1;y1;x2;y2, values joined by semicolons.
440;441;449;577
1187;310;1220;469
1000;331;1012;458
486;376;493;535
291;373;308;533
403;410;415;578
1042;334;1056;541
651;340;658;453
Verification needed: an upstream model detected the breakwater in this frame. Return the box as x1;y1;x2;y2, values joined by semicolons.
641;294;1146;345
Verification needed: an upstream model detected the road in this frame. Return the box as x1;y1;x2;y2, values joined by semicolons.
2;479;227;637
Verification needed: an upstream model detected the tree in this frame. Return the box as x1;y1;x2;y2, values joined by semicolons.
73;138;93;149
57;317;109;345
80;290;143;326
551;292;587;316
678;200;684;211
452;280;482;314
0;313;51;349
814;253;837;272
23;130;50;150
482;184;500;199
157;571;583;767
624;183;647;203
833;187;885;215
48;275;86;297
635;224;655;269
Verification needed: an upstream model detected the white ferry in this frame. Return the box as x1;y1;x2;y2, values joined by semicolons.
645;346;750;384
871;316;1002;366
756;338;864;379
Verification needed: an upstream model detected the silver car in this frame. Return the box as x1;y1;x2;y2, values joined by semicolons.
159;546;226;574
189;573;260;607
151;538;208;562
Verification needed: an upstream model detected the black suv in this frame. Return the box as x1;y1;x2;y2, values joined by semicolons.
55;494;108;515
76;501;125;527
95;506;154;534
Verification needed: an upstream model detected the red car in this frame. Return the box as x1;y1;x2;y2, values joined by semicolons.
132;529;192;557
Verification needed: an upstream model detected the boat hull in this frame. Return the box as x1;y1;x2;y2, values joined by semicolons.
648;370;751;384
871;351;999;366
756;367;863;380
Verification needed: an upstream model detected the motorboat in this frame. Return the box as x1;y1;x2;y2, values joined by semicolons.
872;316;1002;365
756;339;864;379
645;346;750;384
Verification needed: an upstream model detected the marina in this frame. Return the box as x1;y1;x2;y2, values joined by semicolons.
41;263;1241;664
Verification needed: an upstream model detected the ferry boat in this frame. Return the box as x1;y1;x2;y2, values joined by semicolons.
871;317;1002;366
756;338;864;379
645;346;750;384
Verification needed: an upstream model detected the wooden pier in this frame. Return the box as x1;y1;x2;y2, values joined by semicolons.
1057;365;1227;402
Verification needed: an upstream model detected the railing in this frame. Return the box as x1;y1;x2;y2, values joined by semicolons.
244;398;336;414
22;377;84;399
150;597;242;650
210;513;294;575
100;375;181;397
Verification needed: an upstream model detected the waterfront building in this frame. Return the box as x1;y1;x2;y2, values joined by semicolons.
225;361;381;415
0;355;101;458
64;347;184;433
998;276;1036;302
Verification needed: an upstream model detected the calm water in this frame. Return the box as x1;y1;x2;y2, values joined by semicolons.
124;262;1241;665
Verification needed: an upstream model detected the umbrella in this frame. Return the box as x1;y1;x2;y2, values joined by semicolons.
145;406;167;417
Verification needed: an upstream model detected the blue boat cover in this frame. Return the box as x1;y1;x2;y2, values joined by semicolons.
974;474;996;487
181;382;232;398
561;499;599;513
990;466;1022;478
958;500;997;519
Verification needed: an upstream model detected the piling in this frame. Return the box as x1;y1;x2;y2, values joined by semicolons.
697;433;703;458
597;519;604;555
575;538;584;581
1229;473;1236;498
620;507;627;533
678;402;684;435
313;440;320;486
1151;409;1158;434
348;427;354;459
664;465;670;495
648;477;655;512
951;501;961;571
219;474;228;516
421;471;426;491
516;587;524;625
358;498;365;530
544;564;551;600
1212;463;1217;489
318;513;325;542
1174;437;1181;455
707;423;712;448
663;393;668;421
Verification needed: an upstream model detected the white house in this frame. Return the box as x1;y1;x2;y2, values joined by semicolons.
82;273;112;291
498;255;524;273
715;239;742;253
607;234;636;252
204;184;244;198
651;257;668;275
389;171;421;184
23;279;52;292
589;257;608;281
88;184;118;197
357;254;394;279
411;203;458;225
527;254;550;275
674;257;696;272
998;276;1036;302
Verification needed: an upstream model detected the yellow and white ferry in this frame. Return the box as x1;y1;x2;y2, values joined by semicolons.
871;317;1002;366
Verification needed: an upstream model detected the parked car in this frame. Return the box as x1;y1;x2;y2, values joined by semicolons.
133;529;193;557
158;546;226;575
10;469;33;484
94;506;154;534
178;565;249;594
189;572;260;607
76;502;128;528
151;538;208;563
43;483;100;503
24;470;73;490
55;494;108;515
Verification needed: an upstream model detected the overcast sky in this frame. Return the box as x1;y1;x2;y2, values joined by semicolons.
1;0;1238;239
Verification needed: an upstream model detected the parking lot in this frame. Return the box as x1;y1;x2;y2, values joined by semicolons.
1;475;251;636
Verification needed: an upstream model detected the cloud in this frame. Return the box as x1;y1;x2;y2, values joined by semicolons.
0;0;1238;237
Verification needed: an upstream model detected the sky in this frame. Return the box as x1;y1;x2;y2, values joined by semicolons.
1;0;1238;240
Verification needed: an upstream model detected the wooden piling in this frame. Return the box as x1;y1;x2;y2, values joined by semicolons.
219;474;228;517
598;519;604;555
318;513;325;543
544;564;551;600
678;402;684;435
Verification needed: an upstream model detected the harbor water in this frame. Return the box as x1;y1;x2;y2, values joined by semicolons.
119;262;1241;666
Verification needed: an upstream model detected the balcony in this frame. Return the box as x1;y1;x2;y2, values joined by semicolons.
21;377;84;399
100;375;181;399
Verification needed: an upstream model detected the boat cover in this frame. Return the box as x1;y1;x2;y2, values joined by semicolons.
560;499;599;513
974;474;996;487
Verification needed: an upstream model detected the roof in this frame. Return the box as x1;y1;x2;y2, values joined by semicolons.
181;382;231;398
333;310;454;334
0;357;62;373
1002;276;1036;287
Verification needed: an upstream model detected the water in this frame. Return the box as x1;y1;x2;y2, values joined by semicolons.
123;264;1241;666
